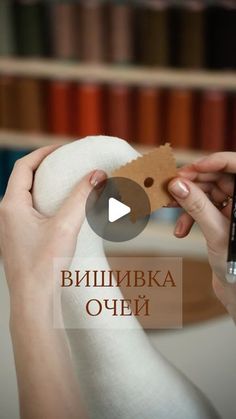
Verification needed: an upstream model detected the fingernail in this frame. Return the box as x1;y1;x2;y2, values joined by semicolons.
169;179;190;199
90;170;107;188
174;220;183;236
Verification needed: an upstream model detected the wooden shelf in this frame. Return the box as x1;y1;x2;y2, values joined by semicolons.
0;130;206;165
0;58;236;90
0;130;67;149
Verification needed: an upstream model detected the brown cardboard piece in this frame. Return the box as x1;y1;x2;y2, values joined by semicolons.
112;143;177;220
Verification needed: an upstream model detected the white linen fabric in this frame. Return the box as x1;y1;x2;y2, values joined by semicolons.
33;136;220;419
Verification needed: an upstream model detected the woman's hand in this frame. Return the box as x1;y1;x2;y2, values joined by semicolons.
0;145;106;419
0;145;106;303
168;152;236;323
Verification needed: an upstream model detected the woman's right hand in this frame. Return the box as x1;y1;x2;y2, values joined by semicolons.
167;152;236;323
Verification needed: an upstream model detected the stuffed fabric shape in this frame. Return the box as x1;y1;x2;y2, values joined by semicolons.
33;136;220;419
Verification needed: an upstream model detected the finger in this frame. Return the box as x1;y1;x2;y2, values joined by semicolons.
186;181;217;195
166;182;214;208
179;167;234;195
165;200;180;208
5;145;60;202
194;152;236;174
177;164;197;179
174;212;195;238
178;167;223;183
54;170;107;235
211;186;229;204
217;174;234;196
207;185;232;219
168;177;225;244
221;200;232;219
195;181;215;193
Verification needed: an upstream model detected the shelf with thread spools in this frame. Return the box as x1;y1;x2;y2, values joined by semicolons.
0;58;235;154
0;58;235;90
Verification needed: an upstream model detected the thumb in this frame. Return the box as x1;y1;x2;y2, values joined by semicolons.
54;169;107;234
168;177;224;244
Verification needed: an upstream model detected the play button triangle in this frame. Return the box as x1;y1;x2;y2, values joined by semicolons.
108;198;131;223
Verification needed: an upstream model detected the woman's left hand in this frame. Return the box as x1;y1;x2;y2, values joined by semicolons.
0;145;106;419
0;145;106;303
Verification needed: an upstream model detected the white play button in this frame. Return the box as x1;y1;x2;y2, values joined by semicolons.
108;197;131;223
86;177;151;241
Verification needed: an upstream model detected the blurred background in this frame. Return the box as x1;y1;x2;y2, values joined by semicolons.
0;1;236;418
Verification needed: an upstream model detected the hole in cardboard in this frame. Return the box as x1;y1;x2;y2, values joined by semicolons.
144;177;154;188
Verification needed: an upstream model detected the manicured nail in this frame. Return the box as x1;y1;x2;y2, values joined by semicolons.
174;220;183;236
169;179;190;199
90;170;107;188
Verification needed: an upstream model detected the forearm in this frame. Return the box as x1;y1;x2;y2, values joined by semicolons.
9;291;86;419
0;145;94;418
